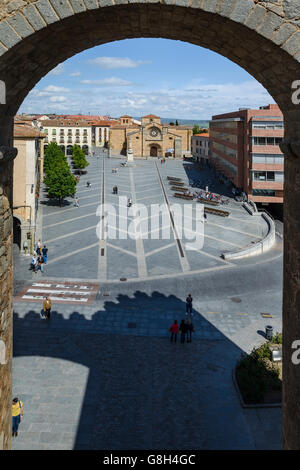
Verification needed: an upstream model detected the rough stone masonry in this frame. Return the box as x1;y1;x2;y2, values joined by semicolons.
0;0;300;450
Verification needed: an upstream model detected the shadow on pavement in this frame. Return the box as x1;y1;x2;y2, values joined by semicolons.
13;290;281;450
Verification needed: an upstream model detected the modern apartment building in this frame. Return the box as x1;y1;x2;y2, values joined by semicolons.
41;119;92;155
209;104;284;204
191;132;210;164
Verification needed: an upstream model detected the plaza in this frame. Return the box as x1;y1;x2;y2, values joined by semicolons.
12;150;283;450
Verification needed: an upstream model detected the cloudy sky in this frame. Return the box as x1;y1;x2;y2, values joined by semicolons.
19;38;274;120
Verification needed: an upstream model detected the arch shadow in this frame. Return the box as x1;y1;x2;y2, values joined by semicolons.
13;289;281;450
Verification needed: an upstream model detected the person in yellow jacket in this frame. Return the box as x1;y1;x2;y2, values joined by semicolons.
43;296;52;319
12;397;23;437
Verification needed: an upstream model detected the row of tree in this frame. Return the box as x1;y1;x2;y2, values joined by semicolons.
44;142;77;206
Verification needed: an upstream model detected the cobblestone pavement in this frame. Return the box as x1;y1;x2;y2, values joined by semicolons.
12;261;282;450
12;150;283;450
14;151;272;283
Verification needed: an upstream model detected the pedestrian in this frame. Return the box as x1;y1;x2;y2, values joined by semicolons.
169;320;179;343
36;239;41;255
74;197;79;207
186;318;195;343
35;256;44;273
186;294;193;316
179;319;188;344
42;245;48;264
43;296;52;319
30;254;37;271
12;397;23;437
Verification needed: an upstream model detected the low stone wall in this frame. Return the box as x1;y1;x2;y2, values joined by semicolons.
222;212;276;260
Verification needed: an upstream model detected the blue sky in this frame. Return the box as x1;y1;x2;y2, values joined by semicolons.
20;38;274;119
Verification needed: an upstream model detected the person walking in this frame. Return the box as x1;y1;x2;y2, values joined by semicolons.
42;245;48;264
43;296;52;319
12;397;23;437
169;320;179;343
186;294;193;316
179;319;188;344
186;318;195;343
74;197;79;207
36;239;42;255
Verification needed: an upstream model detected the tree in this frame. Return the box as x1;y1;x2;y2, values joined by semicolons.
44;142;77;206
169;122;175;126
175;119;179;126
193;125;200;135
72;144;89;173
44;163;76;207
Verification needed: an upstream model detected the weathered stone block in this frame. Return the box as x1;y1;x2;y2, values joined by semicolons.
49;0;74;19
7;12;34;38
230;0;255;23
202;0;219;13
244;4;267;30
257;11;283;39
98;0;113;7
282;30;300;55
283;0;300;20
23;4;47;30
35;0;59;24
0;20;20;48
273;22;297;45
218;0;236;17
69;0;86;13
84;0;99;9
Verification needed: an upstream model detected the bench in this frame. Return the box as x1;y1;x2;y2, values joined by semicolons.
204;207;229;217
170;186;188;192
174;193;194;200
197;197;219;206
167;176;182;182
169;181;184;186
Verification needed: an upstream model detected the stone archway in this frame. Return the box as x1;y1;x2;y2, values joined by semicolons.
0;0;300;450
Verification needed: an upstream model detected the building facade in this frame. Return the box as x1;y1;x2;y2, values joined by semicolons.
13;122;45;253
109;114;192;158
191;132;210;163
209;104;284;204
41;119;92;155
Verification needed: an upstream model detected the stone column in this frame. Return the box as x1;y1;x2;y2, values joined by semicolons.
0;111;17;450
280;134;300;450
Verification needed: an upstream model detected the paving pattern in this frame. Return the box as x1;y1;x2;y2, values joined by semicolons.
36;151;269;282
12;149;283;450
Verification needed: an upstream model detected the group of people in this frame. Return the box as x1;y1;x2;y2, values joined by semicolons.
169;318;195;343
169;294;195;343
30;240;48;273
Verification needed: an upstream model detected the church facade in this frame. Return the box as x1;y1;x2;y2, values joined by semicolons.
109;114;192;159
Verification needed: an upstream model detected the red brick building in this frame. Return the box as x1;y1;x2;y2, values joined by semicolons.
209;104;284;204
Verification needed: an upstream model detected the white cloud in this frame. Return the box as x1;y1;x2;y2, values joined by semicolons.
19;79;274;119
49;96;67;102
80;77;133;87
48;64;65;76
44;85;70;93
70;71;81;77
88;57;150;69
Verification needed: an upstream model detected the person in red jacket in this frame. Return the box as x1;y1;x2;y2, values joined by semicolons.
169;320;179;343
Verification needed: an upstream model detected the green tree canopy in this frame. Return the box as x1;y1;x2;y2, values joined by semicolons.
72;144;89;172
44;142;77;206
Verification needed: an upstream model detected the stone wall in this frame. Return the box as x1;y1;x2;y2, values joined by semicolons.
0;145;16;450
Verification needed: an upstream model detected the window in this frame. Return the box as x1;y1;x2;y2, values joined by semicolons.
52;129;56;135
252;189;276;197
253;171;276;181
252;153;284;164
253;137;283;146
252;121;284;130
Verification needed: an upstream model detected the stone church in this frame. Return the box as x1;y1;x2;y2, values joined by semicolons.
109;114;192;158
